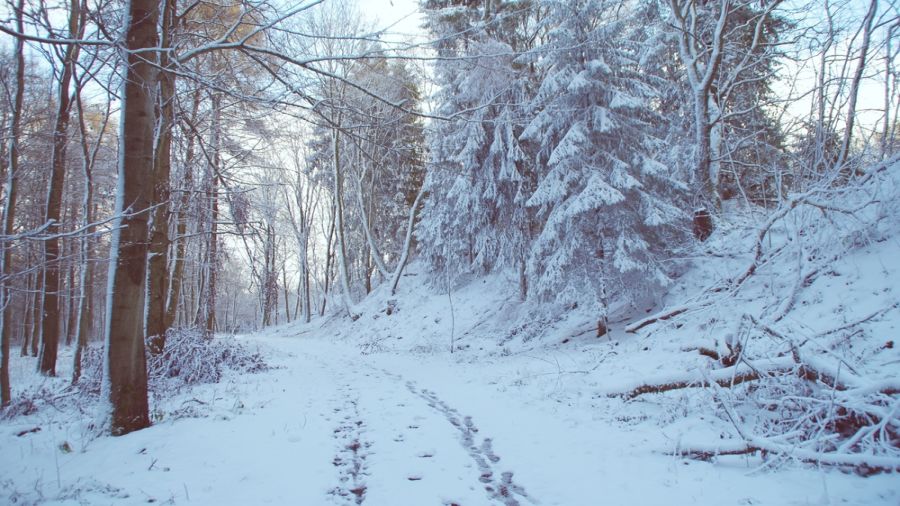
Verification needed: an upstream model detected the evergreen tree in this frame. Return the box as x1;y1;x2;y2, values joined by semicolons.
417;0;540;296
522;0;687;327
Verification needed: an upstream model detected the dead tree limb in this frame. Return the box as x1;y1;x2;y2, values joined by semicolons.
675;439;900;473
625;305;693;333
616;357;797;400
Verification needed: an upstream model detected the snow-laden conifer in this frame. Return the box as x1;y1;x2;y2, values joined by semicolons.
417;1;539;295
522;0;688;321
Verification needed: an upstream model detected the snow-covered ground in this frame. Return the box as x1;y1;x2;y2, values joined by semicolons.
2;326;897;506
3;163;900;505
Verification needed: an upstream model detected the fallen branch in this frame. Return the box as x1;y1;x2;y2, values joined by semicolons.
677;388;900;474
614;351;899;400
681;345;721;361
615;357;797;400
748;315;862;389
674;439;900;473
15;426;41;437
625;304;693;333
815;303;899;338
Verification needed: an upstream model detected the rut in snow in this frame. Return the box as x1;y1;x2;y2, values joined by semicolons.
405;380;536;506
328;387;371;505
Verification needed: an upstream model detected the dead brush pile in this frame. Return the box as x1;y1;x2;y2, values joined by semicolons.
619;156;900;474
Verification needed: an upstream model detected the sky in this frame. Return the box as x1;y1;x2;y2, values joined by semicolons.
358;0;427;42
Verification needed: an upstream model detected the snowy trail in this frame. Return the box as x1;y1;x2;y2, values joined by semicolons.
291;340;536;506
3;330;898;505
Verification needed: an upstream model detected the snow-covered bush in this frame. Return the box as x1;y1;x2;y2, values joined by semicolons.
76;328;267;398
2;329;268;421
145;328;267;393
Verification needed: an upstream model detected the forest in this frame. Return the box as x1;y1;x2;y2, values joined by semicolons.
0;0;899;503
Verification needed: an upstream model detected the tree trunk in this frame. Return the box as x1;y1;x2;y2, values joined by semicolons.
353;169;389;280
282;265;291;322
0;0;25;406
204;94;221;337
882;23;896;160
321;209;335;316
834;0;876;172
21;273;33;356
693;91;717;207
39;0;82;376
31;263;42;356
72;51;102;385
65;258;78;346
262;225;277;327
596;233;609;338
332;127;355;317
146;0;177;355
104;0;158;435
389;184;426;295
165;90;200;331
302;250;311;323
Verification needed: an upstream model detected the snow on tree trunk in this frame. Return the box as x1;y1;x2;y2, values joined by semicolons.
104;0;159;436
39;0;82;376
0;0;25;407
332;127;355;318
146;0;177;355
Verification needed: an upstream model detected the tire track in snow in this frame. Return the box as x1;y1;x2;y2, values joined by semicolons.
328;386;371;505
402;378;537;506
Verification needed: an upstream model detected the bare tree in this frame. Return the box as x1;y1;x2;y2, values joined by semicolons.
669;0;783;207
0;0;25;407
104;0;159;435
39;0;85;376
834;0;877;171
146;0;178;355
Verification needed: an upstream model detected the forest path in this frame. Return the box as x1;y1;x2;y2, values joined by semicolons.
6;330;879;505
282;335;538;506
2;332;550;505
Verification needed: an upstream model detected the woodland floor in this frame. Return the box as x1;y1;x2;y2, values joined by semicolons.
2;326;897;505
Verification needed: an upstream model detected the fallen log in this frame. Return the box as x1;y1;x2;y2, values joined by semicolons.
615;357;797;400
15;427;41;437
612;354;889;400
625;305;692;333
676;437;900;474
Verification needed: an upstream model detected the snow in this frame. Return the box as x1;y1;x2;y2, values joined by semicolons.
4;168;900;504
3;333;895;505
3;254;899;505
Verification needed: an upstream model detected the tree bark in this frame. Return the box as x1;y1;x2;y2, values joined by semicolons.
204;94;221;336
30;263;42;356
332;127;355;317
21;272;33;356
670;0;729;208
146;0;177;355
0;0;25;407
39;0;82;376
834;0;876;172
321;212;335;316
104;0;159;435
65;256;78;346
165;90;200;331
389;184;426;295
282;263;291;322
72;53;103;385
